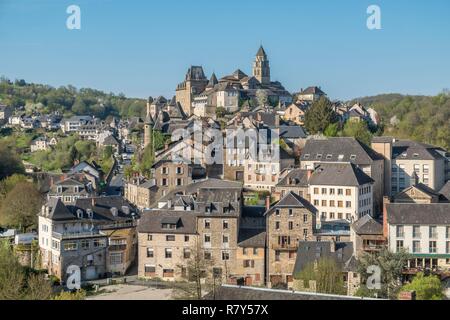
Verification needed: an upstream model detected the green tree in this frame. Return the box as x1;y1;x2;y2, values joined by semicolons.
356;247;411;299
342;121;373;146
52;290;86;300
399;272;444;300
294;257;346;295
324;123;339;137
0;142;25;180
0;240;25;299
304;97;338;134
0;182;43;231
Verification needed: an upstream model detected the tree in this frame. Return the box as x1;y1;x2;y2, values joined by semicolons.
356;247;411;299
26;273;53;300
52;289;86;300
0;240;25;300
399;272;444;300
0;174;28;197
256;89;268;107
304;97;338;134
0;142;25;180
324;123;339;137
174;240;216;300
0;182;43;231
342;121;373;146
294;257;346;295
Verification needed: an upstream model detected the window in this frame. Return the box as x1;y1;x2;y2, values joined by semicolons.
253;248;258;255
183;248;190;259
165;248;172;258
396;240;404;251
289;209;293;216
322;200;327;207
413;226;421;238
204;251;212;260
429;241;437;253
303;229;308;238
314;188;319;195
346;189;351;196
147;234;153;241
184;235;190;242
93;239;106;248
146;248;154;258
162;167;169;174
52;240;60;250
338;189;343;195
329;200;335;207
338;201;343;208
275;209;280;216
423;164;429;174
204;220;211;229
447;242;450;254
329;188;335;195
413;241;421;253
244;260;255;268
329;212;335;219
80;240;89;250
303;214;308;223
447;226;450;239
204;234;211;243
275;221;280;230
346;201;351;208
243;248;248;255
288;221;294;230
176;178;183;186
222;251;230;261
337;212;343;220
223;235;229;244
275;250;280;262
396;225;404;238
63;242;77;251
176;167;183;174
314;200;319;206
144;265;155;275
110;252;123;265
223;220;229;229
321;188;327;195
429;226;437;238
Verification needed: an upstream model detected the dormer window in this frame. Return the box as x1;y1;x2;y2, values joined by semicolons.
338;154;344;161
326;154;332;160
303;154;310;160
316;154;322;160
57;186;63;193
350;155;357;161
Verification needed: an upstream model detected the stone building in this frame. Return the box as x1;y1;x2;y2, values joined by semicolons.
265;192;317;287
176;66;209;116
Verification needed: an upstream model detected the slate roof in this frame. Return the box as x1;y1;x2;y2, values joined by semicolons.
137;210;197;234
266;192;317;216
72;196;136;222
103;135;120;146
439;181;450;202
44;198;76;221
351;214;383;235
276;168;310;187
204;285;366;300
308;163;374;187
279;125;307;139
386;203;450;225
301;137;383;164
241;206;266;218
238;228;266;248
299;86;325;95
392;140;446;160
256;46;267;57
293;241;355;275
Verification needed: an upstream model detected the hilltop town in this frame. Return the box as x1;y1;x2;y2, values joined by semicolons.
1;46;450;300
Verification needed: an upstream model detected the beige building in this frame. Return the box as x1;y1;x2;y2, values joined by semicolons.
372;137;449;197
283;103;307;125
176;66;209;116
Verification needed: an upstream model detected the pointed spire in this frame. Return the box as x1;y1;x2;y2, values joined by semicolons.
256;45;267;58
207;73;218;88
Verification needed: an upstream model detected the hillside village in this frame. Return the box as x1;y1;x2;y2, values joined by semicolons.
1;46;450;300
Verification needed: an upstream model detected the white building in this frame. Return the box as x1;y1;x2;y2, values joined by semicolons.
308;163;374;224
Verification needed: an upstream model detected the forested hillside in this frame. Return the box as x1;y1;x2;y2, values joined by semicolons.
350;91;450;150
0;77;147;119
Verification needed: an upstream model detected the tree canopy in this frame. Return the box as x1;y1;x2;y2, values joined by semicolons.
304;97;338;134
399;272;444;300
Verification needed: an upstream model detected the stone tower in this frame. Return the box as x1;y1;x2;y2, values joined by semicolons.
252;46;270;85
143;97;153;148
175;66;208;116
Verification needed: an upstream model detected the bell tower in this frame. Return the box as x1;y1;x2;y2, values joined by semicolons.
252;45;270;85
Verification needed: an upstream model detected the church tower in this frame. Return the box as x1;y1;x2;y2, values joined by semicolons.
252;46;270;85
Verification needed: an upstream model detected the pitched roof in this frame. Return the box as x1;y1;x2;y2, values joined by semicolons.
72;196;136;222
44;198;76;221
279;125;307;139
439;181;450;202
266;192;317;216
351;214;383;235
308;163;374;187
299;86;325;95
293;241;355;275
207;73;218;88
137;210;197;234
238;228;266;248
103;135;120;146
386;203;450;225
301;137;383;164
276;168;310;187
392;140;446;160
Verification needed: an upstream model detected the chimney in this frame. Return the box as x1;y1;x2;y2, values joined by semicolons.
265;196;271;211
275;115;280;127
307;169;313;181
91;198;95;207
167;200;172;208
382;196;391;238
330;238;336;253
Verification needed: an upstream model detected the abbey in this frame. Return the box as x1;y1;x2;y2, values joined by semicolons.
175;46;292;116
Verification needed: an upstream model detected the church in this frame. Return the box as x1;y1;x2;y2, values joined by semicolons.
175;46;292;117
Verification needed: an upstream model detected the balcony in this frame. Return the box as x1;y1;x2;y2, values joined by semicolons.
52;230;104;240
97;221;136;230
109;244;127;251
271;243;298;251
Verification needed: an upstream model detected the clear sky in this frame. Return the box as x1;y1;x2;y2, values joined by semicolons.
1;0;449;100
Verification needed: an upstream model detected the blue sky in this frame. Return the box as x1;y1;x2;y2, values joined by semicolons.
1;0;449;100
